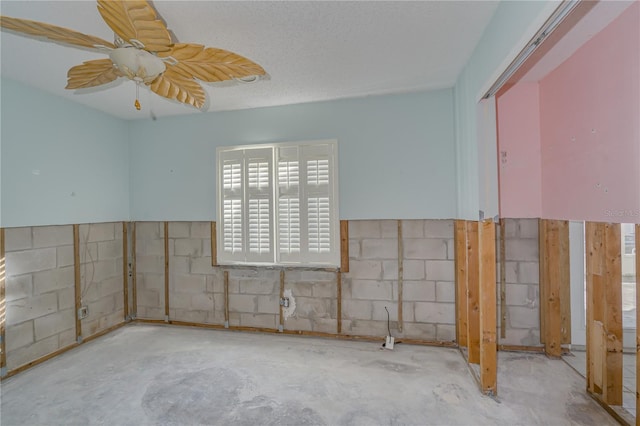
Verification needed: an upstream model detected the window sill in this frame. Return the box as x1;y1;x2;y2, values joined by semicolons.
215;263;340;273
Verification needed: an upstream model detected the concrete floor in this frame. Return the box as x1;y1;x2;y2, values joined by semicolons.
1;324;616;426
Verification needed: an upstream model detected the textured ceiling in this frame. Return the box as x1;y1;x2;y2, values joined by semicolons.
0;1;499;120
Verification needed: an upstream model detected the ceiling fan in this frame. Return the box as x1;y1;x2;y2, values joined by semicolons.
0;1;266;110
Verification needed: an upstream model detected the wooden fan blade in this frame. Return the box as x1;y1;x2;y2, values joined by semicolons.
149;69;206;109
0;15;115;50
66;59;123;89
97;0;172;52
160;43;266;82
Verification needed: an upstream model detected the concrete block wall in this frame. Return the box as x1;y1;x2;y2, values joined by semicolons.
283;270;338;333
135;222;166;319
4;226;76;370
342;220;456;341
78;223;125;337
168;222;225;324
498;218;541;346
228;269;280;329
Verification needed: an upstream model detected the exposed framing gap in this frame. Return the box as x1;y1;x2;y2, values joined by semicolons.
454;220;468;347
397;220;403;333
467;221;480;364
0;228;6;377
73;224;82;342
499;219;506;339
479;220;497;395
164;222;169;322
122;222;129;321
132;222;137;318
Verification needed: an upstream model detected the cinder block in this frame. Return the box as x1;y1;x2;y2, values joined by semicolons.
351;280;392;300
79;243;98;263
168;292;191;309
285;317;312;331
518;262;539;284
507;306;540;329
136;255;164;274
6;275;33;302
312;318;337;333
348;319;390;336
86;294;116;317
500;328;541;346
33;266;74;294
173;274;206;293
202;239;212;257
382;260;398;280
140;273;165;292
6;321;34;351
257;295;280;314
292;297;331;318
136;222;161;239
229;294;256;313
404;239;447;260
6;248;57;275
32;226;73;248
6;293;58;325
174;239;202;257
143;307;166;320
349;221;380;238
380;220;398;238
169;256;190;274
311;282;336;298
504;219;519;238
136;238;164;257
435;281;455;303
99;276;123;297
97;310;124;331
191;294;215;312
6;334;59;371
518;219;539;239
190;222;211;239
58;328;76;348
402;302;415;322
342;299;373;320
88;259;118;283
138;289;160;308
348;240;361;258
286;281;313;297
504;261;518;284
414;302;455;324
57;246;75;267
172;309;207;324
190;257;215;275
301;271;335;282
403;323;436;340
401;220;424;238
505;239;538;261
239;279;276;295
362;239;397;259
372;301;397;321
98;240;122;261
424;220;454;239
34;309;75;340
505;283;536;307
240;313;276;328
403;281;435;302
87;223;115;242
436;324;456;341
206;275;224;293
5;227;32;251
169;222;190;238
57;287;75;310
348;260;382;280
403;260;425;280
425;260;455;281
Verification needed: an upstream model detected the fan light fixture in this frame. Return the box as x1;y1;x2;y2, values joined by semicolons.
0;1;267;111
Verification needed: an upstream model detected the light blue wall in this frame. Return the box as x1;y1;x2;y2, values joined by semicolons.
1;78;130;227
454;1;557;219
129;89;456;221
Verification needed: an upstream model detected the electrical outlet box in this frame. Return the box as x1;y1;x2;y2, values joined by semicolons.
385;336;395;350
78;306;89;320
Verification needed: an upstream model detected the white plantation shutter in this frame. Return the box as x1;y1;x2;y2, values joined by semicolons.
217;140;338;266
245;149;273;262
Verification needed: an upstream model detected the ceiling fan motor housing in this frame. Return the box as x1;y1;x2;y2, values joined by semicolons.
109;47;166;84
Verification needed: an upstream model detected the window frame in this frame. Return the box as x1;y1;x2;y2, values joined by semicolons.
216;139;340;268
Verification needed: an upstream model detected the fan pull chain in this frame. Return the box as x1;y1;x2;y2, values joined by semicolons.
134;82;141;110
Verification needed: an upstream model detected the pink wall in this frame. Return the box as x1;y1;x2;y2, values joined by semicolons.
496;82;542;218
539;2;640;223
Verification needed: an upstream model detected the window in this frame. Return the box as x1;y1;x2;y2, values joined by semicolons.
217;140;339;266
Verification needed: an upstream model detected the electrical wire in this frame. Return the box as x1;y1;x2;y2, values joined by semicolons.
385;306;391;336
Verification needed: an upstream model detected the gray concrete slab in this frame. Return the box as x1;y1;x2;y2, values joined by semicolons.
1;324;616;425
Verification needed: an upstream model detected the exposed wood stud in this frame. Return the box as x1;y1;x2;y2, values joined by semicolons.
603;223;622;405
539;219;547;345
122;222;129;320
337;271;342;334
0;228;6;375
224;271;230;323
164;222;170;321
211;222;217;266
73;225;82;341
454;220;468;347
479;220;497;395
467;221;480;364
340;220;349;272
585;222;601;393
279;270;285;330
559;221;571;345
397;220;403;333
544;220;563;357
132;222;137;318
499;219;506;340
